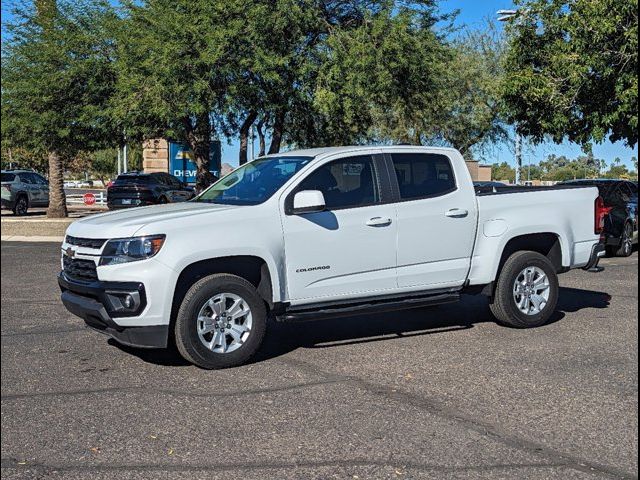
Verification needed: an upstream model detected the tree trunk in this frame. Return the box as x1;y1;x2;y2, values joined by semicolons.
256;116;267;157
47;150;67;218
238;111;258;165
184;115;216;194
268;109;286;154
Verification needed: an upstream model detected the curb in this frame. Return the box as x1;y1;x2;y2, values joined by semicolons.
1;235;64;242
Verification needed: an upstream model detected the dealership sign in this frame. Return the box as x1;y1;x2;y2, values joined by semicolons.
169;141;221;183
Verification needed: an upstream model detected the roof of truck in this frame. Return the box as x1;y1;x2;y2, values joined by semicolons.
271;145;459;158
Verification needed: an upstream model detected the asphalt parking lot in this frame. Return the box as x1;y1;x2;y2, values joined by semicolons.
1;241;637;480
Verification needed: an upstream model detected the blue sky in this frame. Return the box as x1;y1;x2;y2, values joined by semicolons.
2;0;637;168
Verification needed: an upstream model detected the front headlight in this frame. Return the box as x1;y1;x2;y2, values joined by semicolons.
99;235;166;266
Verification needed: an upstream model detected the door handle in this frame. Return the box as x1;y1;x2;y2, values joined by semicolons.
366;217;392;227
445;208;469;218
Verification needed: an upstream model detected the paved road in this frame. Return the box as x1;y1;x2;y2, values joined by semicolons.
1;242;637;479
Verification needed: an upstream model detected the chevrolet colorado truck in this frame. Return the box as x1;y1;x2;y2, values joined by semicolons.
59;146;607;369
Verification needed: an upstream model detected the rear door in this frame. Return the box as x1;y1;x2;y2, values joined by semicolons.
32;173;49;206
281;151;398;302
19;173;43;205
386;150;478;290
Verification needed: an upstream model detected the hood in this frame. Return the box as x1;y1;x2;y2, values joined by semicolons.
65;202;239;239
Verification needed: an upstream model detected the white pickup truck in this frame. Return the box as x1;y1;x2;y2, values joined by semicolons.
59;146;607;368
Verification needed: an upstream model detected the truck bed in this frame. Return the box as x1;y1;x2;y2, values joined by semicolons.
475;184;595;196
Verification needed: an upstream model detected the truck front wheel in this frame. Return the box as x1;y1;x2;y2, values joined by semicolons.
175;274;267;369
490;251;559;328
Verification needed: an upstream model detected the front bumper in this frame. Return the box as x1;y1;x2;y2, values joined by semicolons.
1;197;15;210
582;242;606;272
58;272;168;348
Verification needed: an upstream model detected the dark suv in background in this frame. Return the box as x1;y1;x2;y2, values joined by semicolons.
106;172;195;210
1;170;50;215
559;179;638;257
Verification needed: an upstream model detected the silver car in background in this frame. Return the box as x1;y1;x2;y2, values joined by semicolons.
1;170;50;215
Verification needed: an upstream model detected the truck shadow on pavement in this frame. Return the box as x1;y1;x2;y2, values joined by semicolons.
111;286;611;367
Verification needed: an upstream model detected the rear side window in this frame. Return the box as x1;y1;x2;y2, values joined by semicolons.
115;175;151;185
1;173;16;182
32;174;48;185
19;173;36;184
166;174;182;187
391;153;456;200
298;155;380;210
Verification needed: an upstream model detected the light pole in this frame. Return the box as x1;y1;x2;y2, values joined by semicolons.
497;9;524;185
514;129;522;185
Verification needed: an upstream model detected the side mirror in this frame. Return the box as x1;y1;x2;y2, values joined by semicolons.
292;190;326;214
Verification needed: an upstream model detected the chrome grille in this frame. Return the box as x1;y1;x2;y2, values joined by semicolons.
62;256;98;282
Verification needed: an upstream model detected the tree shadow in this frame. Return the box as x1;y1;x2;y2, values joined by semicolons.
110;286;611;367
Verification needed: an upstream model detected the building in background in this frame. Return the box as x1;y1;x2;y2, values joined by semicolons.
143;139;221;183
465;160;492;182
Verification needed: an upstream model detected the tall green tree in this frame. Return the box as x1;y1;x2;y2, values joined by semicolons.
502;0;638;148
491;162;516;183
2;0;117;217
113;0;255;190
308;10;505;157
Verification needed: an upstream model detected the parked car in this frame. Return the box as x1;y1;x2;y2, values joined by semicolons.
59;146;606;369
106;172;195;209
1;169;49;215
558;179;638;257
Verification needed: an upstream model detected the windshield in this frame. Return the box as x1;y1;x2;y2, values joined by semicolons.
197;156;312;206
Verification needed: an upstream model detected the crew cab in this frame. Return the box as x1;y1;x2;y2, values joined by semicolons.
58;146;607;369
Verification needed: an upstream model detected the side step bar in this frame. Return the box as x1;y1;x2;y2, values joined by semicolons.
276;292;460;322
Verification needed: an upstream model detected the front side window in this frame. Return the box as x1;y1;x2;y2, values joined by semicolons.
19;173;35;184
33;174;48;185
197;156;312;206
391;153;456;200
297;155;380;210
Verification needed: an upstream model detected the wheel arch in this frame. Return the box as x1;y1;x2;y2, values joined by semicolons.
476;232;565;299
170;255;275;331
15;191;29;202
498;232;564;275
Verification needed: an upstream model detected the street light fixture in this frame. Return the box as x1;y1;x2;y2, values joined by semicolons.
497;9;518;21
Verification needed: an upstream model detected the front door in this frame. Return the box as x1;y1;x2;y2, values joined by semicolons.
281;153;397;303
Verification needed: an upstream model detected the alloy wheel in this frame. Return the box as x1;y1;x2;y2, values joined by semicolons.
512;266;551;316
196;293;252;354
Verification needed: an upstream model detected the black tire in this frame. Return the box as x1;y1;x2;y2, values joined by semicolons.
489;251;559;328
614;222;634;257
174;274;267;369
159;196;169;204
12;195;28;216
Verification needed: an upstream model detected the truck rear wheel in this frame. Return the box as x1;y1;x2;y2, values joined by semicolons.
490;251;559;328
175;274;267;369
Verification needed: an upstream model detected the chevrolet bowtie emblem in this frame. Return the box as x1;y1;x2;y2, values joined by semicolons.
66;247;76;258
